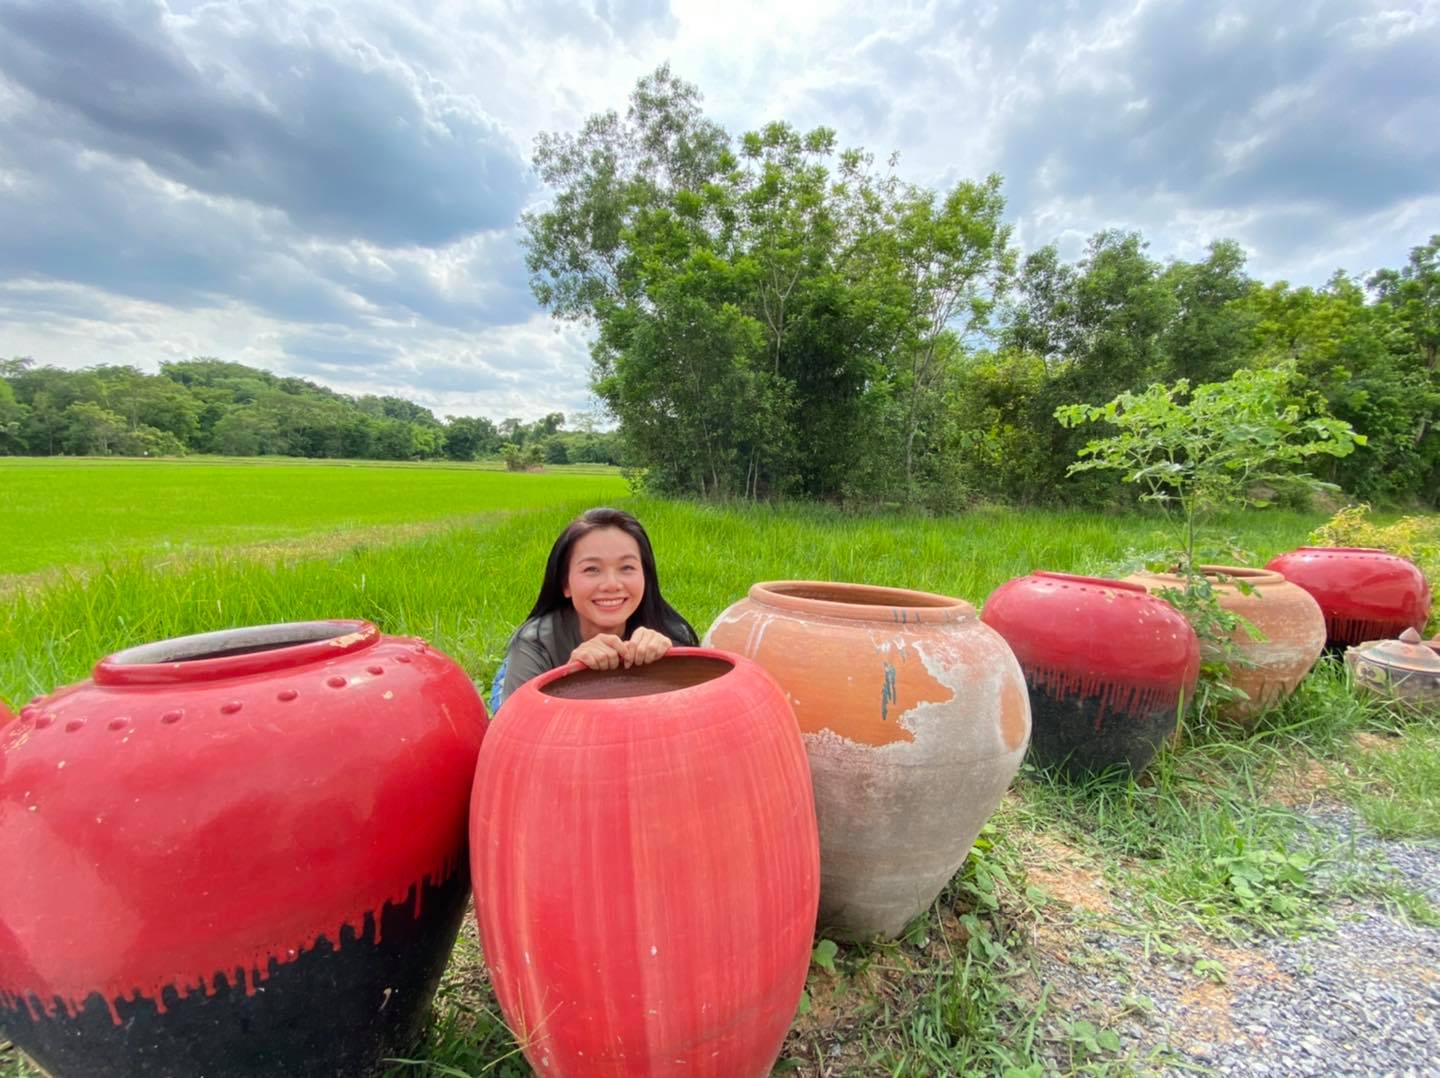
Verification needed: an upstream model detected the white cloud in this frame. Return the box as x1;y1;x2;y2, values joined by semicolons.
1;0;1437;420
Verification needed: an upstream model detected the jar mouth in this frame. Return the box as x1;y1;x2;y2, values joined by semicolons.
747;580;972;623
1032;571;1147;594
539;649;735;700
93;621;380;685
1195;565;1284;584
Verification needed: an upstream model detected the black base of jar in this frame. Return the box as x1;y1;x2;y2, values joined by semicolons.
1025;685;1178;779
1;863;469;1078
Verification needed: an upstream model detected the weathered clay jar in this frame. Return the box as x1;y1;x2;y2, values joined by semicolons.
705;582;1030;941
0;621;487;1078
981;572;1200;776
1265;547;1431;647
471;649;818;1077
1344;628;1440;713
1123;566;1326;724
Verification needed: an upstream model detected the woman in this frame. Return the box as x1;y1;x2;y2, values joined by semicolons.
489;507;698;712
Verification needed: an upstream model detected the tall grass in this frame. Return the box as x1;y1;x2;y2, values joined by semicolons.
0;498;1325;705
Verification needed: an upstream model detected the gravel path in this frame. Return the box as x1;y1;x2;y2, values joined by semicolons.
1034;804;1440;1076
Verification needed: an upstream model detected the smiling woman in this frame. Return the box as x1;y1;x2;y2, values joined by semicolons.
488;507;699;711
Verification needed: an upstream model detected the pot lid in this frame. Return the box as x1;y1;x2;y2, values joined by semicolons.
1348;628;1440;674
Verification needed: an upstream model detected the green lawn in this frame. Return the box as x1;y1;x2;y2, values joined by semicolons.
0;457;628;576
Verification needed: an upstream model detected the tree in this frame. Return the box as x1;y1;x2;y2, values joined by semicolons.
443;416;501;460
0;380;27;454
1055;364;1364;571
61;402;127;456
525;66;1014;502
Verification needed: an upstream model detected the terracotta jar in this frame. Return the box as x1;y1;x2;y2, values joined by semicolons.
1123;567;1326;724
981;572;1200;776
704;582;1030;941
1265;546;1432;647
471;648;819;1078
0;621;487;1078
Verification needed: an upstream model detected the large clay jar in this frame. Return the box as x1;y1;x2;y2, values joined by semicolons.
1265;546;1432;647
1123;567;1326;724
471;648;818;1078
705;582;1030;942
981;572;1200;776
0;620;487;1078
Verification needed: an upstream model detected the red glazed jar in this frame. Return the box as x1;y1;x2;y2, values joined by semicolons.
982;572;1200;776
471;648;819;1078
1265;547;1432;646
0;620;487;1078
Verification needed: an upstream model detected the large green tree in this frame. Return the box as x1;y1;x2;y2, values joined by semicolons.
525;67;1013;502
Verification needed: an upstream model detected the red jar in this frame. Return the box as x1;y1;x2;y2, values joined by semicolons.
0;620;487;1077
1265;547;1432;646
982;572;1200;775
471;648;819;1077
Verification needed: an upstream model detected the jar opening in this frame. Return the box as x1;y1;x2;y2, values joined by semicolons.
94;621;380;685
107;623;351;665
763;582;955;608
541;655;734;700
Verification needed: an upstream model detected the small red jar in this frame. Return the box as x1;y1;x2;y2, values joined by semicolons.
0;620;487;1077
1265;547;1431;646
982;572;1199;775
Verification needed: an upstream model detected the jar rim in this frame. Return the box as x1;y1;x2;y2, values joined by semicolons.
746;580;973;623
534;646;738;701
1032;571;1148;594
93;620;380;686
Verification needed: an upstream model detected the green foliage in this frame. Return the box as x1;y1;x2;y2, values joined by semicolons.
1056;364;1363;570
525;67;1013;504
0;357;614;468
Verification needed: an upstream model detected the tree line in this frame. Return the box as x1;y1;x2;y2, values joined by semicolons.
0;357;621;467
523;66;1439;508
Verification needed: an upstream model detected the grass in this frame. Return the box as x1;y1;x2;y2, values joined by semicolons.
1;463;1436;1076
0;457;628;576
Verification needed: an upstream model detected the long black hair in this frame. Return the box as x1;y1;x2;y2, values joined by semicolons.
526;507;698;644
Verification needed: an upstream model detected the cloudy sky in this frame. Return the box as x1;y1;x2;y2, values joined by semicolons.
1;1;1436;422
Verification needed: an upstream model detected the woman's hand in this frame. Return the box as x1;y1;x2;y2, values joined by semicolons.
625;627;673;667
569;634;629;670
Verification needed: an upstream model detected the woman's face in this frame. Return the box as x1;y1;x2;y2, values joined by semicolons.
564;526;645;638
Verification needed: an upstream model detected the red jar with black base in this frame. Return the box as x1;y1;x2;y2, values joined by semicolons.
471;648;819;1077
1265;546;1432;646
0;620;487;1078
982;572;1200;776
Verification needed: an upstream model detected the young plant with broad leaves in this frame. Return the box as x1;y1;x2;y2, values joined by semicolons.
1055;363;1366;709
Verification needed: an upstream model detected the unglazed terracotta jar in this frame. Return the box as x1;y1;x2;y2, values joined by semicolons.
0;621;487;1078
1265;547;1432;647
1123;566;1326;724
471;649;818;1077
981;572;1200;776
705;582;1030;941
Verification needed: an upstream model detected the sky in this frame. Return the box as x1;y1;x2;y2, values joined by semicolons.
1;0;1436;422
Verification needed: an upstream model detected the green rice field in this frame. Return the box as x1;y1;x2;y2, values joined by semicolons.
0;457;628;577
2;457;1437;1077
